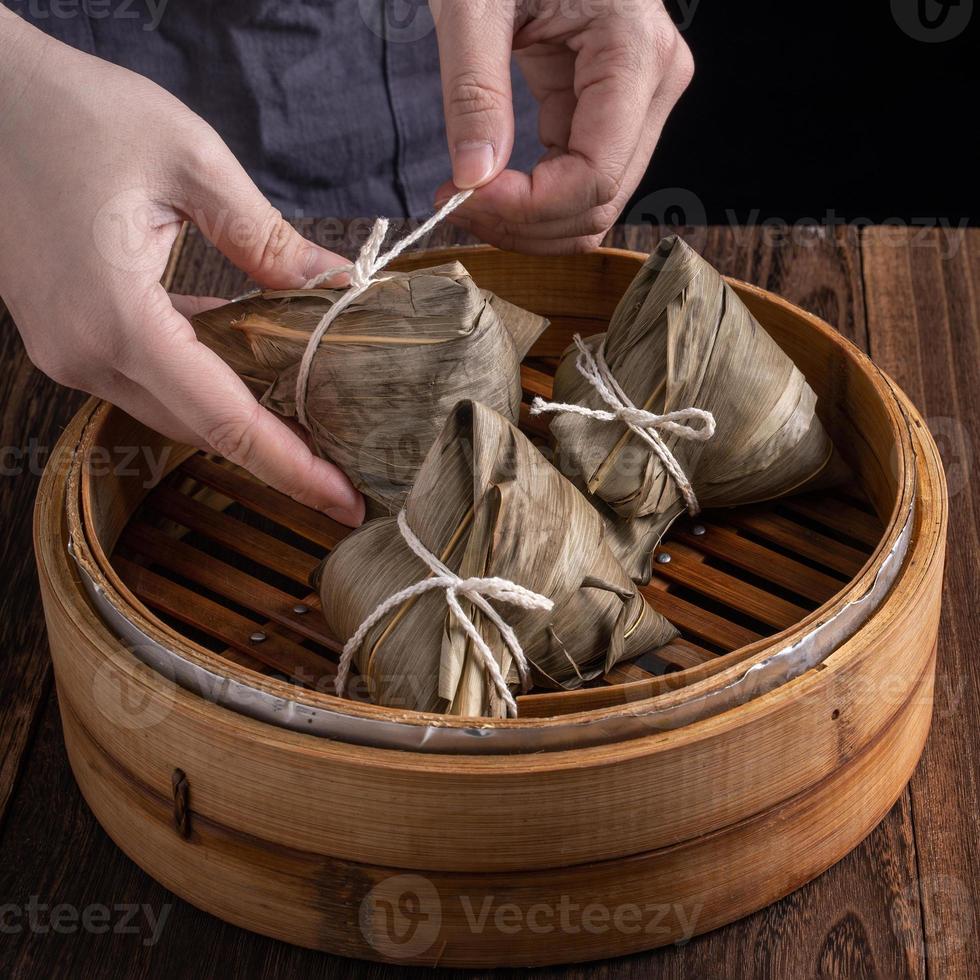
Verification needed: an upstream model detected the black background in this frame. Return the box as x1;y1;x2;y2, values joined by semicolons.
628;0;978;227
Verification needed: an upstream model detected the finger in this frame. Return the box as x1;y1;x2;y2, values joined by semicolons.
434;0;517;189
124;287;365;525
441;103;664;244
446;25;680;227
438;38;694;248
169;293;229;319
445;211;604;255
440;109;655;247
176;133;349;289
513;44;576;154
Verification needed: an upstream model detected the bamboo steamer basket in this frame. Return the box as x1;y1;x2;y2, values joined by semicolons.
35;247;946;967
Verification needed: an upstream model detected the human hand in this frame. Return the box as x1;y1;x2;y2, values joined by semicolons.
432;0;693;254
0;11;364;524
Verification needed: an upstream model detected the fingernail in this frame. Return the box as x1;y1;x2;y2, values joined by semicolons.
452;140;495;189
325;498;365;528
303;245;347;286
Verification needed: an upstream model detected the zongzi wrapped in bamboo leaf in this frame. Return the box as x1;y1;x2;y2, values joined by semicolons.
319;400;678;718
536;235;838;583
192;262;548;513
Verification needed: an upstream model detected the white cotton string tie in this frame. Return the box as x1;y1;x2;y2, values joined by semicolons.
294;188;474;430
530;334;716;515
335;510;554;718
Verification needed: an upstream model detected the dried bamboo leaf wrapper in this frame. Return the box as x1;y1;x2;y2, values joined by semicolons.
319;401;678;718
192;262;548;513
547;236;836;581
189;311;276;399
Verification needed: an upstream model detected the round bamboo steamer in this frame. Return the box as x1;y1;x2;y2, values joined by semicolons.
35;248;947;966
48;247;931;868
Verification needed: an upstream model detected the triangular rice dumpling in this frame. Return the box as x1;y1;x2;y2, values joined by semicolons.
318;400;678;718
543;236;838;582
193;262;548;514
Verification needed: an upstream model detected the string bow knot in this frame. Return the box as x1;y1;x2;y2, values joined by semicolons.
336;510;554;718
294;190;473;429
530;334;715;514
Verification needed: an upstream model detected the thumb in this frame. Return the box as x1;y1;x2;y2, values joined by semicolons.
435;0;516;189
128;288;365;525
178;135;347;288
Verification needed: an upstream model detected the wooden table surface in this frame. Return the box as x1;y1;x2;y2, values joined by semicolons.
1;224;977;979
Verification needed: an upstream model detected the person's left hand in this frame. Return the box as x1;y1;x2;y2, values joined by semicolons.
432;0;694;254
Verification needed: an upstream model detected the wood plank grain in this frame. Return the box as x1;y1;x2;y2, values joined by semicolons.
652;541;811;630
0;229;188;829
647;636;715;670
609;224;870;350
639;582;762;650
0;328;75;827
519;363;554;399
670;523;845;605
178;455;349;551
602;662;655;684
115;558;337;683
0;693;360;979
120;523;334;648
149;484;320;587
724;508;868;578
863;225;980;979
780;494;883;548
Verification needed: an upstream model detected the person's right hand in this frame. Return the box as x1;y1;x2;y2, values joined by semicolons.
0;10;364;525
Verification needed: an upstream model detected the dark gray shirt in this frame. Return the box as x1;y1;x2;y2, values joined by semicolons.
11;0;541;216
